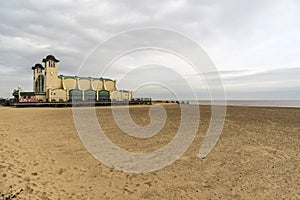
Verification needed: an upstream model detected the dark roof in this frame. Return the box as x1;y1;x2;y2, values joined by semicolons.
20;92;46;96
58;75;113;81
31;63;44;70
42;55;60;62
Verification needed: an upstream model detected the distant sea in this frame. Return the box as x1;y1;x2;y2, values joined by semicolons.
189;100;300;108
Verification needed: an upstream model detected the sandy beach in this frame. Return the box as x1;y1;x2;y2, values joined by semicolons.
0;104;299;199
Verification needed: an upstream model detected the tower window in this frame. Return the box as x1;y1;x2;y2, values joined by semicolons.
35;75;45;92
49;60;55;67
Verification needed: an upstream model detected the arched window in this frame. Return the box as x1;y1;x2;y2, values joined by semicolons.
35;75;45;92
49;60;55;68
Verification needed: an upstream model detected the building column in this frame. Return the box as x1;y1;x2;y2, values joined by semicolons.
103;80;107;90
48;89;52;102
61;76;66;90
90;78;93;90
113;80;117;90
76;77;80;90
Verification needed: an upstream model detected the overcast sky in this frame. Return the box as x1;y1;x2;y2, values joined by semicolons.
0;0;299;99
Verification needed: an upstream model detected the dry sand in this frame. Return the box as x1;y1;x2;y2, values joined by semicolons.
0;104;299;199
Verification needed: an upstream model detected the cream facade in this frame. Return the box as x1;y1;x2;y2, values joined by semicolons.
111;90;133;101
14;55;132;102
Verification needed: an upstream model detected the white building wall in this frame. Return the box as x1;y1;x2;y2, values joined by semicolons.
111;90;132;101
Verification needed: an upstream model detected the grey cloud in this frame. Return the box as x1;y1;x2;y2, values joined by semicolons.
0;0;299;99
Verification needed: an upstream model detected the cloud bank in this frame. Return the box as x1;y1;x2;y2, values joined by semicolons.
0;0;299;99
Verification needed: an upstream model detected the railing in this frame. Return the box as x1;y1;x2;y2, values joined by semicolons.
9;99;152;107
